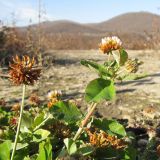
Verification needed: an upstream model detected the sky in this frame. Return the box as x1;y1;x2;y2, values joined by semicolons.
0;0;160;26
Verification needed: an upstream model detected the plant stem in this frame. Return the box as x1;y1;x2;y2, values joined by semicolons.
11;85;26;160
116;69;125;76
108;52;111;62
73;102;97;141
33;114;52;132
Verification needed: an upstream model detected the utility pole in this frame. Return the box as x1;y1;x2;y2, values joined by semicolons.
38;0;42;66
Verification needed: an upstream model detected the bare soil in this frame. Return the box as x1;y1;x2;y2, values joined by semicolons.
1;50;160;128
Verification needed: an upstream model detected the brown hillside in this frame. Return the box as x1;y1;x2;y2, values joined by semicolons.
20;20;102;34
17;12;160;50
90;11;160;33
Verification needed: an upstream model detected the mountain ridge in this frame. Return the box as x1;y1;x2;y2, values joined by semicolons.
17;11;160;49
19;11;160;33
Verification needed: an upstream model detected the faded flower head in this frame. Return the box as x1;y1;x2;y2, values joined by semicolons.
125;58;140;73
47;98;59;108
11;103;20;112
29;93;41;106
10;117;18;127
9;55;41;85
99;36;122;54
48;121;71;138
86;128;127;149
0;98;6;106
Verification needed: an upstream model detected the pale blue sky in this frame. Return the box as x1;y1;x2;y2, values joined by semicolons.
0;0;160;26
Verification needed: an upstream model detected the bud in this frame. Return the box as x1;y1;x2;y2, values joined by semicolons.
125;58;139;73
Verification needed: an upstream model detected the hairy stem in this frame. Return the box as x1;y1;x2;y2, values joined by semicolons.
11;85;26;160
73;103;97;141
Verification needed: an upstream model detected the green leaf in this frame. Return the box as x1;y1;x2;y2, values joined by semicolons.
85;78;115;103
16;143;28;150
112;49;128;66
121;146;137;160
95;147;118;159
32;113;45;129
109;120;126;137
57;148;68;159
64;138;77;155
50;101;82;123
81;60;111;78
33;129;50;142
119;49;128;66
112;52;119;65
78;146;94;156
23;156;31;160
14;147;29;160
0;140;11;160
92;118;111;131
36;140;52;160
92;118;126;137
21;112;33;130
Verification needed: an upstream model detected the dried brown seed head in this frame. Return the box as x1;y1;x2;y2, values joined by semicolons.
11;103;20;112
125;58;140;73
86;128;127;149
9;55;41;85
0;98;6;106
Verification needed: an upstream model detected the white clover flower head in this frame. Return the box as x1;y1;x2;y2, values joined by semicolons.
47;91;54;99
101;37;108;45
99;36;122;54
47;90;62;100
111;36;122;46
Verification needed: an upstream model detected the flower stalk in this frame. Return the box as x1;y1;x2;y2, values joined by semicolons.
11;84;26;160
73;102;97;141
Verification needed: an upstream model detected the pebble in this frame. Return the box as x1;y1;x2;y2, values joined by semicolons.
137;139;148;147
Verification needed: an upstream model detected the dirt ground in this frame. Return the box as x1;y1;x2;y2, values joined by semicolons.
1;50;160;128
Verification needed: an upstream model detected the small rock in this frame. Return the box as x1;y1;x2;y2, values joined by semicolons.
137;139;148;147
